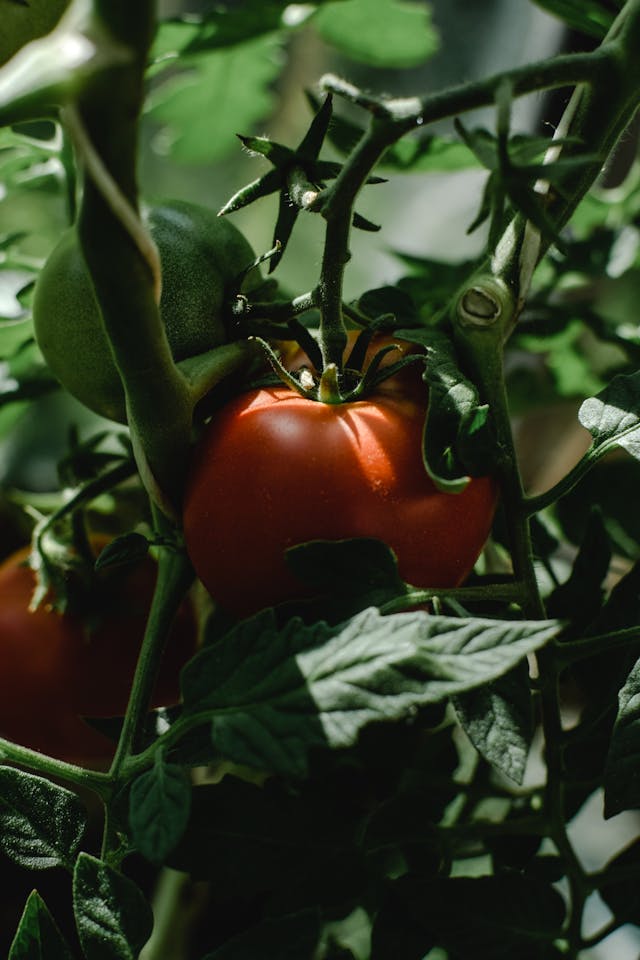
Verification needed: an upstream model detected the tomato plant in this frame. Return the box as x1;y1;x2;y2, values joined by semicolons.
184;385;497;617
3;2;640;959
33;200;259;422
0;539;196;766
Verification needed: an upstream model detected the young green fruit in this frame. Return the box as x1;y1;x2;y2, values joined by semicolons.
33;200;260;422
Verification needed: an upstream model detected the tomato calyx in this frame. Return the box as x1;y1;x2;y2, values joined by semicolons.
252;327;428;405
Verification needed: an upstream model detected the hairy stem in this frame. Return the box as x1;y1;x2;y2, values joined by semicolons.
74;1;193;511
108;515;194;780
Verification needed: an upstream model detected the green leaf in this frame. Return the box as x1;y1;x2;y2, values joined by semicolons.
386;135;477;172
73;854;153;960
179;607;558;777
546;507;611;626
371;874;566;959
452;661;534;785
555;458;640;560
128;755;192;864
362;794;444;878
356;286;419;327
578;372;640;461
600;839;640;923
397;327;495;490
530;0;616;39
314;0;439;68
152;2;286;58
395;256;477;321
146;34;282;164
0;767;87;871
168;776;369;913
604;654;640;816
203;909;322;959
284;538;411;618
9;891;74;960
94;532;150;572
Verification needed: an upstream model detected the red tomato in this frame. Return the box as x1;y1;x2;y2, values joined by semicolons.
0;541;197;766
183;386;498;618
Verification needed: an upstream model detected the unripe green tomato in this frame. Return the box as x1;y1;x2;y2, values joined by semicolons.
33;200;260;422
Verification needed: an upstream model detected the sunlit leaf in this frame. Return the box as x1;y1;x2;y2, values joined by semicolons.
0;768;87;871
180;607;558;777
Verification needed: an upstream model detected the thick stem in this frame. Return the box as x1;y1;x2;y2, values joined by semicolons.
108;521;194;781
0;737;111;795
315;121;398;373
322;51;598;128
74;1;193;511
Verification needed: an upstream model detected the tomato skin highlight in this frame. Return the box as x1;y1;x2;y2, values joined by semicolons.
0;543;197;766
183;387;498;618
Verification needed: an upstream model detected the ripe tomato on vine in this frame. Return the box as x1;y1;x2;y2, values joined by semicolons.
0;539;197;766
183;372;498;617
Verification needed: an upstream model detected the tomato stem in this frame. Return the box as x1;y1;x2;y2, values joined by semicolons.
315;120;394;376
0;737;111;797
73;0;194;512
108;509;194;781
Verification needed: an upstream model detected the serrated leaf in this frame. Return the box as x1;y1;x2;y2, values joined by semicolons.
314;0;438;68
146;34;281;164
203;909;322;959
604;654;640;816
396;327;495;489
9;891;74;960
129;756;191;864
73;854;153;960
578;372;640;461
0;768;87;871
179;607;558;777
453;661;533;784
